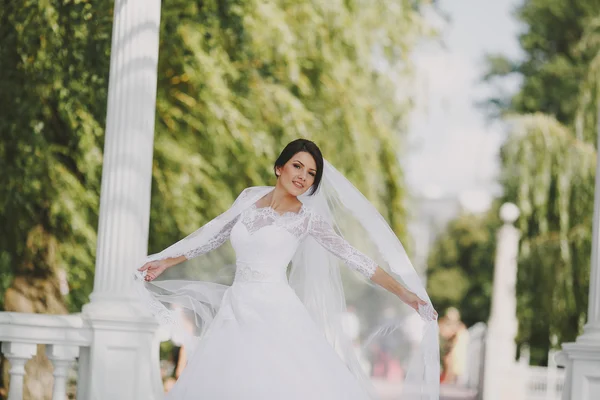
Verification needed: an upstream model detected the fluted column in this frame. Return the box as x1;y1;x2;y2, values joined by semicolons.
88;0;160;305
558;117;600;400
80;1;164;399
581;140;600;341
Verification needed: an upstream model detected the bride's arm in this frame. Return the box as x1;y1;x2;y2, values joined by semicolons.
369;267;429;312
139;187;255;281
308;212;429;312
138;216;239;282
180;216;240;260
138;216;240;281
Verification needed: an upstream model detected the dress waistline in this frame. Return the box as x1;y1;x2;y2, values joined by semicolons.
233;260;288;283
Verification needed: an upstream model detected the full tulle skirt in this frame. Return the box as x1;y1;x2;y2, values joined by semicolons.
164;280;372;400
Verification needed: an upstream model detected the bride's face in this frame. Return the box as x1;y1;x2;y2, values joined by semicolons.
276;151;317;196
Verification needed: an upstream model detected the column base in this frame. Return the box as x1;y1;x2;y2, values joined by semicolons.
79;301;163;400
578;322;600;344
557;340;600;400
83;293;151;319
482;332;526;400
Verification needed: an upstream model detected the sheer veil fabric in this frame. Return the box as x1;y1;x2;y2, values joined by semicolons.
133;159;439;399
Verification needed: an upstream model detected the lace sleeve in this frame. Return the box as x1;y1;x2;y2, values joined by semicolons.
183;215;240;260
181;187;256;259
308;212;378;278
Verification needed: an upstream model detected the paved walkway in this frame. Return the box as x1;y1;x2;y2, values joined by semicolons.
373;380;478;400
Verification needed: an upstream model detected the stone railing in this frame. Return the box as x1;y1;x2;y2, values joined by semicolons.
0;312;92;400
521;349;565;400
457;322;487;393
524;365;565;400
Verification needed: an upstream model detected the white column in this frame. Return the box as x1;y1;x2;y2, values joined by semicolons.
88;0;161;308
483;203;526;400
558;122;600;399
2;342;37;400
580;133;600;343
80;0;164;399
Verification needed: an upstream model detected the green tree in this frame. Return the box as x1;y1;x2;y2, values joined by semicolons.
483;0;600;365
501;114;594;365
485;0;600;136
0;0;112;315
426;207;500;328
150;0;434;248
576;16;600;145
428;116;596;366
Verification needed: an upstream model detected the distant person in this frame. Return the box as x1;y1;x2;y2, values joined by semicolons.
439;307;469;384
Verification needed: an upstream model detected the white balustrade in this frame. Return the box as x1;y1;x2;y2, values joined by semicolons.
518;347;565;400
451;321;565;400
458;322;487;391
0;312;92;400
523;365;565;400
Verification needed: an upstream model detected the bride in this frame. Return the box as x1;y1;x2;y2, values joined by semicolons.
134;139;440;399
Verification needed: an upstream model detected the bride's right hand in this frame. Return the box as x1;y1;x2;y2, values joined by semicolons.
138;260;170;282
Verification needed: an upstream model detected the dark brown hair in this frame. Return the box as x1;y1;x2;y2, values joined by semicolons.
273;139;323;195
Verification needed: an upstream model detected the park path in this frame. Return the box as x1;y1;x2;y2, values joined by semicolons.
373;380;478;400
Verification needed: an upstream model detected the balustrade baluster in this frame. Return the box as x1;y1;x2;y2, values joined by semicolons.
47;344;79;400
1;342;37;400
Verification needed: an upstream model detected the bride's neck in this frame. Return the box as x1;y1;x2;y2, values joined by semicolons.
267;185;299;210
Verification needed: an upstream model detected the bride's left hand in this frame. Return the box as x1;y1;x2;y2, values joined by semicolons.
398;289;438;319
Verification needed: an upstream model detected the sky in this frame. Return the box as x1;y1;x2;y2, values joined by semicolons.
404;0;524;209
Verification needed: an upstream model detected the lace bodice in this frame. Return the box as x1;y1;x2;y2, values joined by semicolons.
184;202;378;281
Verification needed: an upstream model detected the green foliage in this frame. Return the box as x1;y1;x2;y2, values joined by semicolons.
485;0;600;132
0;0;113;311
150;0;433;248
576;16;600;145
426;208;500;328
1;0;431;312
502;114;594;364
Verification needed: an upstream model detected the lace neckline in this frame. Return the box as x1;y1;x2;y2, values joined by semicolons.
250;203;306;218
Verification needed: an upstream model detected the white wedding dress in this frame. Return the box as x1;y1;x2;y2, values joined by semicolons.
162;202;379;399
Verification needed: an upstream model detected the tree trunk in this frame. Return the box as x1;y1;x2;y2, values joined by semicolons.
1;225;69;400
